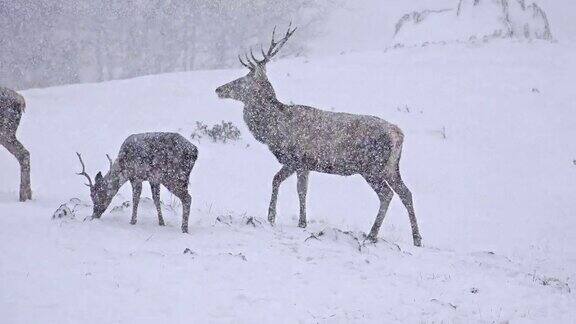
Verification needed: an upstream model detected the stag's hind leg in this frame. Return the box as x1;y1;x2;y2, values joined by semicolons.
383;132;422;247
150;182;165;226
130;181;142;225
1;136;32;201
385;167;421;247
364;174;394;242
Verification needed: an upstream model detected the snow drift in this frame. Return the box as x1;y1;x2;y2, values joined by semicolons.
394;0;553;47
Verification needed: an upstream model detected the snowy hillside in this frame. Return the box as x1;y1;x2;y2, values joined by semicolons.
1;37;575;322
393;0;553;47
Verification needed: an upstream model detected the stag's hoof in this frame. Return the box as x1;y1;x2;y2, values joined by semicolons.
413;234;422;247
365;234;378;244
181;227;189;234
130;220;137;225
268;216;276;226
19;189;32;202
298;221;307;228
159;221;166;226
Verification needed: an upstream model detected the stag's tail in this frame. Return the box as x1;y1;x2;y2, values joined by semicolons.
384;124;404;176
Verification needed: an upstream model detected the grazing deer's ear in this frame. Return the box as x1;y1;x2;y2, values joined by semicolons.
95;172;103;182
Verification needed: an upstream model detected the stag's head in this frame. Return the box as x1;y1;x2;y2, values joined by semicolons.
76;152;113;218
216;24;297;104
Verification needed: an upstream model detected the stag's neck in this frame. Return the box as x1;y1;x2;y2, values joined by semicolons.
243;96;286;144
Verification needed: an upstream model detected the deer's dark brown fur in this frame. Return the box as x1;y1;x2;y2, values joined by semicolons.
216;25;422;246
77;132;198;233
0;87;32;201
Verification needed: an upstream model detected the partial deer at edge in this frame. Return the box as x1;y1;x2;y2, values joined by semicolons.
0;87;32;201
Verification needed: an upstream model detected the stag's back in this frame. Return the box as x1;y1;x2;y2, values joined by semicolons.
268;104;403;175
116;132;198;183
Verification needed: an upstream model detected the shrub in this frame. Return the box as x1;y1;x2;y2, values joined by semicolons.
191;121;241;143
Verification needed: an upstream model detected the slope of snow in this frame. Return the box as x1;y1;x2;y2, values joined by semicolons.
310;0;575;57
1;40;575;322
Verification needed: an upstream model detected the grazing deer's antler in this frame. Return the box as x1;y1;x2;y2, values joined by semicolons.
76;152;93;188
106;154;113;170
240;23;297;69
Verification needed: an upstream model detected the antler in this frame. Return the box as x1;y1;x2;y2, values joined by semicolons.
239;23;297;69
238;54;254;70
76;152;93;188
106;154;113;170
261;23;297;64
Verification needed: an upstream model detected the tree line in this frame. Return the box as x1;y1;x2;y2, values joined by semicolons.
0;0;337;89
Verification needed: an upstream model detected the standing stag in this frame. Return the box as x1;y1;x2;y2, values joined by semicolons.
215;25;422;246
76;132;198;233
0;87;32;201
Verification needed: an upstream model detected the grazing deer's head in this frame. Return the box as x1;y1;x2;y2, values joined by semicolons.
76;152;114;218
216;24;297;104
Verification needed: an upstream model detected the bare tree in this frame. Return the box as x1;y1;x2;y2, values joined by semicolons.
0;87;32;201
216;25;422;246
76;132;198;233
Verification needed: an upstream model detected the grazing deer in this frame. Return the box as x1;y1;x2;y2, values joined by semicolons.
0;87;32;201
215;25;422;246
76;132;198;233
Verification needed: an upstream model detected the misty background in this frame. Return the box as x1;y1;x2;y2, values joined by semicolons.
1;0;575;90
0;0;339;89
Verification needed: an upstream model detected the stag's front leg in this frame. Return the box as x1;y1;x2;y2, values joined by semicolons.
296;170;309;228
268;166;295;225
130;181;142;225
385;171;422;247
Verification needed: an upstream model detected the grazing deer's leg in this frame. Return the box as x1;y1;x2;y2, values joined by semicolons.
1;136;32;201
385;167;421;247
150;182;165;226
130;181;142;225
163;181;191;233
268;165;295;225
180;192;191;234
296;170;309;228
364;174;394;242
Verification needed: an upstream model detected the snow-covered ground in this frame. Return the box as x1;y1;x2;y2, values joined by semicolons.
2;20;576;324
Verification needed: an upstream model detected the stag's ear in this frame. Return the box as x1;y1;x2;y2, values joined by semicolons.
95;172;103;182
